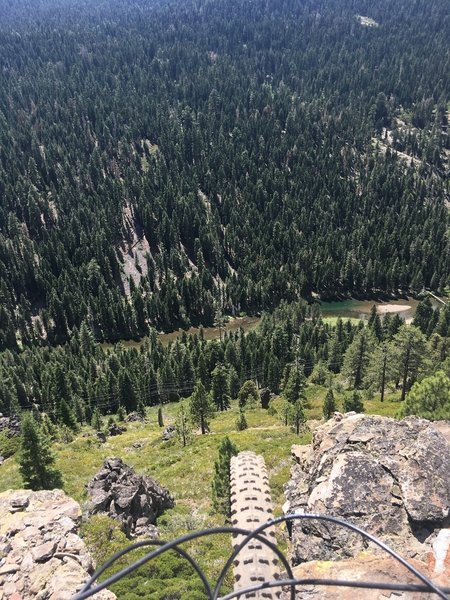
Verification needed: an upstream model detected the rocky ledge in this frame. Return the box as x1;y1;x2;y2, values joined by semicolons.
281;551;450;600
87;457;174;537
284;413;450;566
0;488;115;600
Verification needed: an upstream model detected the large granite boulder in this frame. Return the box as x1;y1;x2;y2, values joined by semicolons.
87;457;174;537
0;489;115;600
284;413;450;566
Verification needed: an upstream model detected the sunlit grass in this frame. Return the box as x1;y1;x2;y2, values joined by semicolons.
322;316;362;326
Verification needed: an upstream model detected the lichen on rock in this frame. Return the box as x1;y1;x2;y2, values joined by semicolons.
284;413;450;566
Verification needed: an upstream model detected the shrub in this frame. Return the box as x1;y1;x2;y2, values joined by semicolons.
235;410;248;431
343;391;364;413
267;402;277;417
400;371;450;420
19;412;63;491
237;380;258;409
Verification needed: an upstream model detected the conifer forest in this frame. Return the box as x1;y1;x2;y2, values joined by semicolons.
0;0;449;421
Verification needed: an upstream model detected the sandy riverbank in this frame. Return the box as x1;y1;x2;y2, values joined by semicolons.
376;304;412;315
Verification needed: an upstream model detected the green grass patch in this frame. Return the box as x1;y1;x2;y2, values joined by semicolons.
322;316;362;326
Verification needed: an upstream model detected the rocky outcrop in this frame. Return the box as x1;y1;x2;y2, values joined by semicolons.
284;413;450;567
0;488;115;600
87;457;174;537
281;551;450;600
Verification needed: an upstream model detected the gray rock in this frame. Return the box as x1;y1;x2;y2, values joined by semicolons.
0;563;20;575
88;488;111;512
0;489;116;599
10;496;30;512
96;431;107;443
32;541;57;563
126;411;145;422
284;413;450;565
87;457;174;537
108;423;127;436
161;425;176;440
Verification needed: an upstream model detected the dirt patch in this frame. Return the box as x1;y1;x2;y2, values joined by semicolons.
375;304;411;315
119;203;151;296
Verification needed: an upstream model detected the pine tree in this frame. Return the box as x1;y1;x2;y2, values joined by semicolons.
158;362;179;403
157;406;164;427
60;399;78;431
343;328;375;389
228;366;240;400
390;325;428;402
238;380;258;409
412;297;434;334
267;353;281;392
117;405;127;422
175;402;191;446
323;389;336;420
211;363;230;411
365;344;391;402
343;391;364;413
137;398;146;419
310;361;332;386
189;381;215;434
368;305;383;341
283;366;306;404
91;408;102;431
196;353;209;387
280;399;290;426
289;399;306;434
400;371;450;420
118;369;138;412
74;397;86;424
211;436;238;517
235;409;248;431
40;413;56;439
19;413;63;491
79;319;95;354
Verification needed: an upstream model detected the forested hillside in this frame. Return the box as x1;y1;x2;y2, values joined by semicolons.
0;0;449;350
2;297;450;422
